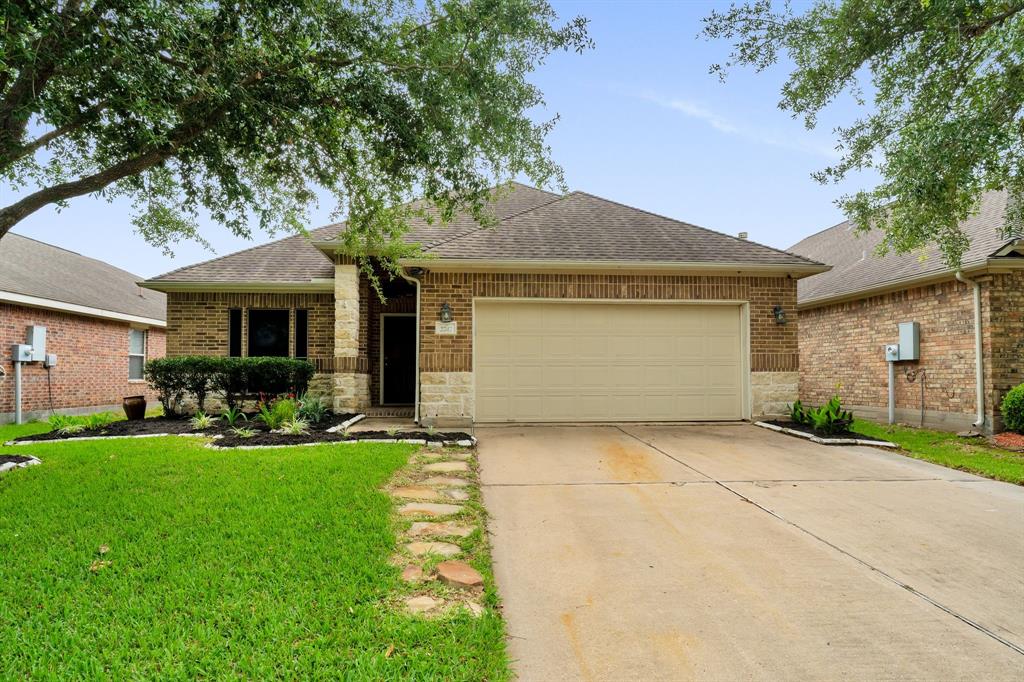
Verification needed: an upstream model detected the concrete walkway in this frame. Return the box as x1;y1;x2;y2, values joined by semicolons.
478;424;1024;681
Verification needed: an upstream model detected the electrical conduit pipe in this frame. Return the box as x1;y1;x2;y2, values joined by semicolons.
955;271;985;430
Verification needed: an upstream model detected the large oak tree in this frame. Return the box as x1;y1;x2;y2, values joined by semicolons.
703;0;1024;266
1;0;589;259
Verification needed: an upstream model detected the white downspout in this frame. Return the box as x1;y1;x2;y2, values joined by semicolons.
955;271;985;429
398;268;422;425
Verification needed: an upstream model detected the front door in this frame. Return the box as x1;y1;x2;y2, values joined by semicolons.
381;315;416;404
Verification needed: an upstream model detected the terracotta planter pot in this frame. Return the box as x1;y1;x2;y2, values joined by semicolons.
123;395;147;421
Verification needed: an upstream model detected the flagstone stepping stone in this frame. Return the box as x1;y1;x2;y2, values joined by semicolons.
401;565;424;582
464;602;485;617
423;461;469;473
391;486;443;501
442;450;472;461
398;502;463;517
444;489;470;501
406;541;461;557
406;595;442;614
421;476;471;488
436;561;484;588
408;521;475;538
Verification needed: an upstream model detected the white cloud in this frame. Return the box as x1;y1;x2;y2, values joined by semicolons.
638;91;839;159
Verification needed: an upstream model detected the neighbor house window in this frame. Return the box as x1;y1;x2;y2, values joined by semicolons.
247;309;290;357
228;308;242;357
294;309;308;358
129;328;147;380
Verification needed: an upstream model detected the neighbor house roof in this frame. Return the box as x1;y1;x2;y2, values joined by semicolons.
0;233;166;324
144;182;825;289
789;191;1023;307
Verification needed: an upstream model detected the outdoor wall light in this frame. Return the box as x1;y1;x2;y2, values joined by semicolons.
439;302;453;323
773;305;787;325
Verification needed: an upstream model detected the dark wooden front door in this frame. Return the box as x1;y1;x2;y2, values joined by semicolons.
381;315;416;404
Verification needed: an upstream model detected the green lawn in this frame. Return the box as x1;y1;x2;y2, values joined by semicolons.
853;419;1024;485
0;423;508;680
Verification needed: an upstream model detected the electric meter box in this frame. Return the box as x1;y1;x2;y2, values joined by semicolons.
898;322;920;361
25;325;47;361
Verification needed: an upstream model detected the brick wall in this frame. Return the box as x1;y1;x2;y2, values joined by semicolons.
166;291;334;370
988;271;1024;427
798;273;1021;432
0;303;165;421
417;272;799;372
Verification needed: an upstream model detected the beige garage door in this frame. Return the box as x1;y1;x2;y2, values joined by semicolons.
474;301;745;422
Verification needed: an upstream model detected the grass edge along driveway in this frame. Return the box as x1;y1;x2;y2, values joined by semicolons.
0;426;509;680
853;419;1024;485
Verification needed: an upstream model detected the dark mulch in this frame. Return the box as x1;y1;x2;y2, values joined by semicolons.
12;412;360;443
214;430;472;449
0;455;35;465
765;420;860;440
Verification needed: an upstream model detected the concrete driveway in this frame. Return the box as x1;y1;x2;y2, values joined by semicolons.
478;424;1024;681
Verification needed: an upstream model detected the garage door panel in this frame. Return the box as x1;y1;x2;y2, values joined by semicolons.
475;301;744;422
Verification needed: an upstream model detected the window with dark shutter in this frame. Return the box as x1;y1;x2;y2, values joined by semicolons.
294;309;308;358
228;309;242;357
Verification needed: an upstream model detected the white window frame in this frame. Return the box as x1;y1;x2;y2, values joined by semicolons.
129;328;147;381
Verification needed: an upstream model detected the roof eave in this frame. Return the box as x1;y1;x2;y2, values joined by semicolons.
140;280;335;294
397;257;829;278
796;258;1024;309
0;290;166;327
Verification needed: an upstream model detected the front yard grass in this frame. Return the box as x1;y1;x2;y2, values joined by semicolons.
0;424;508;679
853;419;1024;485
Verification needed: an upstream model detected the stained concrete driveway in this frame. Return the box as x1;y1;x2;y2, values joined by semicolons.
478;424;1024;681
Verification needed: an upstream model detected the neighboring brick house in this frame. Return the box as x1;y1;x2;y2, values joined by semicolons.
790;191;1023;434
0;234;166;423
143;183;827;426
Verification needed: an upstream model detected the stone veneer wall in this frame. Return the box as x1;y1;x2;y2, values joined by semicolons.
333;263;369;411
416;272;801;422
799;273;1022;433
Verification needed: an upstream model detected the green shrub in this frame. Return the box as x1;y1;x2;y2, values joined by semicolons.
806;395;853;436
257;398;296;430
1001;383;1024;433
144;357;190;415
296;392;328;424
787;400;810;425
145;357;316;415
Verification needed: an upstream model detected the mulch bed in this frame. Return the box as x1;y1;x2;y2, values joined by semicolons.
0;455;36;466
11;412;360;443
214;430;472;449
764;420;859;440
993;432;1024;451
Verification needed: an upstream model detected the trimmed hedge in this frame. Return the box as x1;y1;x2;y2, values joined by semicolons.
145;356;316;414
1001;383;1024;433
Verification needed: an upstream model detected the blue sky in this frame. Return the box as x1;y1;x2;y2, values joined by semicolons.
6;0;877;278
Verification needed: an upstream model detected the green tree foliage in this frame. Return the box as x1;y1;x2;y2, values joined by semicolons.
1;0;590;262
703;1;1024;267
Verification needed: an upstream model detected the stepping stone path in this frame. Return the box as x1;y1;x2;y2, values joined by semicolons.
391;486;443;501
406;541;461;557
406;595;442;614
436;561;484;588
421;476;471;487
423;461;468;473
408;521;475;538
444;489;470;501
399;502;462;517
401;565;424;582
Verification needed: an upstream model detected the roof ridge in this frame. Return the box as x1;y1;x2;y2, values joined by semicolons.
568;191;824;266
423;190;568;252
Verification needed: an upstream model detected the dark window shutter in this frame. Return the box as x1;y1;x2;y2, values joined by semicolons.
228;309;242;357
294;309;309;358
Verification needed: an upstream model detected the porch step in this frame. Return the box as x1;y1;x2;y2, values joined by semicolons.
363;406;415;418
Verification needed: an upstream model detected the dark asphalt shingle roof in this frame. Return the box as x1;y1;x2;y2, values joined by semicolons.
0;233;166;320
147;183;822;285
789;191;1019;305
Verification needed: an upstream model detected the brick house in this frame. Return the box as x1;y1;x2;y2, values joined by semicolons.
0;234;166;423
143;184;827;426
790;191;1023;434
